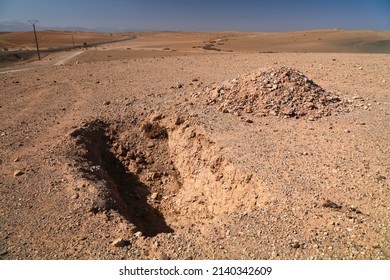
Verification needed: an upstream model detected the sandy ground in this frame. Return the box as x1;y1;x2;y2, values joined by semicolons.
0;32;389;260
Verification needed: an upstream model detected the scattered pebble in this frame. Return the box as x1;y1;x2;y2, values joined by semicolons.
159;253;170;260
150;192;159;200
322;200;342;209
0;249;8;256
146;141;155;148
13;170;24;177
112;238;127;248
290;240;301;249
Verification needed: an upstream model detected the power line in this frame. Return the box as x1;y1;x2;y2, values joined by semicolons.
28;20;41;60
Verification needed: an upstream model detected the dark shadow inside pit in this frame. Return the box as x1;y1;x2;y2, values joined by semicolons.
70;120;173;237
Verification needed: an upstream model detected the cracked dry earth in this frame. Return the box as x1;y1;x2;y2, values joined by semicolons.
0;52;389;260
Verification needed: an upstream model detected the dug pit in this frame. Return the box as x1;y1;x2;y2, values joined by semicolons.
67;115;265;236
69;119;177;237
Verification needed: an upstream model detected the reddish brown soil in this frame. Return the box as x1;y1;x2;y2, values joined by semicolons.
0;34;389;260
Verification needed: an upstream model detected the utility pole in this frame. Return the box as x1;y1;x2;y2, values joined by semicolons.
28;20;41;60
72;34;75;49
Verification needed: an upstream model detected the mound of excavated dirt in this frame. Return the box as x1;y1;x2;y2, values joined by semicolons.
206;67;350;119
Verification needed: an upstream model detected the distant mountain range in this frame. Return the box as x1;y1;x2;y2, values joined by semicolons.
0;20;144;33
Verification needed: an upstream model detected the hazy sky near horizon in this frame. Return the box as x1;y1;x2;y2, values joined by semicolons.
0;0;389;31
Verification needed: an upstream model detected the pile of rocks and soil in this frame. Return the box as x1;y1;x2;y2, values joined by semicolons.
206;67;350;119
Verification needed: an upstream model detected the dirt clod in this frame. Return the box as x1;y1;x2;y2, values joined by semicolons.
141;122;168;139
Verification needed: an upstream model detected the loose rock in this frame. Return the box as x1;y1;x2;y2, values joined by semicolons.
112;238;127;248
290;240;301;249
151;192;159;200
13;170;24;177
323;200;342;209
205;67;349;119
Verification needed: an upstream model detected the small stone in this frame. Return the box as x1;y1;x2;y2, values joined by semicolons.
13;170;24;177
135;156;145;164
14;158;20;162
372;244;380;249
322;199;342;209
358;66;363;70
192;78;199;82
0;249;8;256
134;231;143;238
376;175;386;181
71;193;79;200
150;192;159;200
177;83;184;88
159;253;170;260
112;238;127;247
245;119;253;123
103;101;110;105
245;107;253;113
344;129;350;133
151;113;162;121
290;240;300;249
355;122;366;125
175;116;185;125
282;108;294;116
146;141;155;148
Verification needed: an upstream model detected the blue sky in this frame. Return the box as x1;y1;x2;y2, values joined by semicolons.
0;0;389;31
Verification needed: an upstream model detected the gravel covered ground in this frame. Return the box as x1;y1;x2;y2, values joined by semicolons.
0;46;389;260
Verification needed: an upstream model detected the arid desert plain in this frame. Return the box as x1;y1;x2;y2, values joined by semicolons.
0;30;389;259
